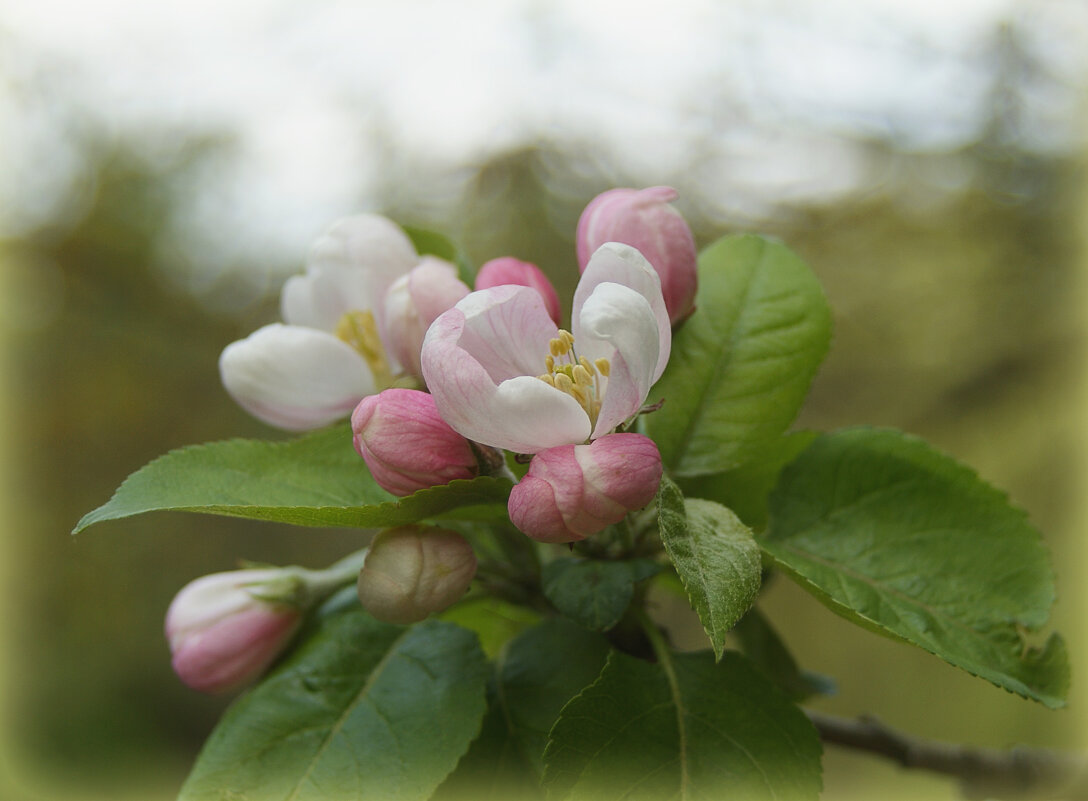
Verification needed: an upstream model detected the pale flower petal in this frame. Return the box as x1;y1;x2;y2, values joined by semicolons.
280;264;365;331
573;282;660;438
573;243;671;382
382;257;470;381
422;297;591;453
307;214;419;294
281;214;419;331
475;257;562;326
219;324;376;431
450;285;559;382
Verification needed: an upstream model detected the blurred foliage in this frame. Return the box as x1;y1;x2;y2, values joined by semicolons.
2;116;1085;800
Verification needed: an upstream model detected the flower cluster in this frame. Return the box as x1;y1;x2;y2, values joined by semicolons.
167;186;696;692
219;214;471;430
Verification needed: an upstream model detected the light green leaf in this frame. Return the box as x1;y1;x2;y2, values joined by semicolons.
178;606;489;801
542;649;822;801
541;557;661;632
657;477;761;659
762;427;1069;708
74;424;512;533
439;596;542;659
646;235;831;477
679;430;817;530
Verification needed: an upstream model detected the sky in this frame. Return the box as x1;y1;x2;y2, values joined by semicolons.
2;0;1086;309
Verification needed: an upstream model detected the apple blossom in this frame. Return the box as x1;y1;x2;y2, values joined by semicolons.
508;433;662;543
475;257;562;326
421;242;671;455
219;215;469;430
351;388;479;496
577;186;697;324
165;568;306;694
356;526;477;624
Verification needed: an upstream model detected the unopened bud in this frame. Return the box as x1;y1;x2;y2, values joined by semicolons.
382;256;470;381
357;526;477;624
475;257;562;326
576;187;697;324
164;568;305;694
351;389;479;496
508;433;663;543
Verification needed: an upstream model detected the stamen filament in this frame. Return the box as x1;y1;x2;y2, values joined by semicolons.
336;309;395;389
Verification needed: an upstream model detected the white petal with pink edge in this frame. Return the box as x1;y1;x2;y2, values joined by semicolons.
219;324;376;431
573;242;670;382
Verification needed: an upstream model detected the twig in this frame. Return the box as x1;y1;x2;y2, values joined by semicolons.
807;710;1088;800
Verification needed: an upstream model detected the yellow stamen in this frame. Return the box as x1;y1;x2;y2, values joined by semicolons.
554;372;575;394
335;310;395;389
534;329;615;433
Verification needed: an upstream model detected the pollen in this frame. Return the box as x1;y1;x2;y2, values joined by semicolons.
535;329;612;429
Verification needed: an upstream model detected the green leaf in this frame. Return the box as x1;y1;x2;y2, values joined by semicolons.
732;607;835;702
679;430;817;530
179;607;488;801
439;596;542;659
402;224;476;285
762;427;1069;708
436;618;612;801
543;649;822;801
541;557;661;632
657;477;761;659
646;235;831;477
74;425;512;533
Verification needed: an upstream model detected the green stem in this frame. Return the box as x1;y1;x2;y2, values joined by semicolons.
301;548;370;605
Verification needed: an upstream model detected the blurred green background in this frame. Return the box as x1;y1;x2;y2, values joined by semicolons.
2;2;1087;799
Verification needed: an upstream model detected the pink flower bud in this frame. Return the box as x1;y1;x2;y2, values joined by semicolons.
165;569;304;694
382;256;471;381
576;187;697;324
351;389;479;496
475;257;562;326
357;526;477;624
508;433;662;543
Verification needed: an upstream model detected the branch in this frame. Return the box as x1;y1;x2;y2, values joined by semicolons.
808;710;1088;800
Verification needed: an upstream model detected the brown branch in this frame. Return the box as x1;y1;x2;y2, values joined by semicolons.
808;710;1088;800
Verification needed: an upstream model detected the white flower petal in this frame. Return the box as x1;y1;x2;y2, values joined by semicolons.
219;324;376;430
281;214;419;331
382;257;469;380
573;283;660;437
307;214;419;292
573;242;671;382
422;306;591;453
280;265;363;331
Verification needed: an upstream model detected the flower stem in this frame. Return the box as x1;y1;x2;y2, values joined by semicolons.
300;548;369;604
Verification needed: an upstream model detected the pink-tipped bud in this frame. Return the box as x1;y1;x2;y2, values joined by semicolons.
357;526;477;624
165;569;305;694
576;187;697;324
475;257;563;326
351;388;479;496
382;256;471;380
508;433;663;543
